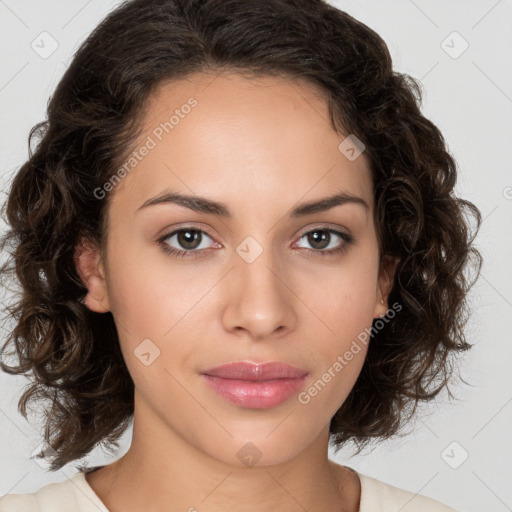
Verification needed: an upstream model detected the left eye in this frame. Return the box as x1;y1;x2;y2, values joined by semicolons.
294;228;352;254
157;226;352;258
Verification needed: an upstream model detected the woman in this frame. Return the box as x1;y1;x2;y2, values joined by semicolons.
0;0;481;510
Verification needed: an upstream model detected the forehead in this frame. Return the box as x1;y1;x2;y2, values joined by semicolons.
110;71;373;218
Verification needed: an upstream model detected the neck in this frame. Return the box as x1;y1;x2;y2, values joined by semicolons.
85;394;360;512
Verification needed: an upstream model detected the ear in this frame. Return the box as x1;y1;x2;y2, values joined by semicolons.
373;254;399;319
74;238;110;313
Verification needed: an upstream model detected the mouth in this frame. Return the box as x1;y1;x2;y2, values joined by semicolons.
200;361;309;409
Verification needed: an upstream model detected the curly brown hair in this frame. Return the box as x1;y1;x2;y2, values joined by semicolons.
0;0;482;472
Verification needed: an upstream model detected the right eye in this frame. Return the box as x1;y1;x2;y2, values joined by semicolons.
157;227;218;258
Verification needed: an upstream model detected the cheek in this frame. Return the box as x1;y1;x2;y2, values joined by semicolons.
300;257;379;338
105;236;197;335
296;315;369;424
295;252;378;398
104;242;213;383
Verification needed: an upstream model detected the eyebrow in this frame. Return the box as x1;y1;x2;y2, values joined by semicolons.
136;190;369;218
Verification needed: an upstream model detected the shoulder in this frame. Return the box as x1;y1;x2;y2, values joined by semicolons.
0;471;108;512
352;469;461;512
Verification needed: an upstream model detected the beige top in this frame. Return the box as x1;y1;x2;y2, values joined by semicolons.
0;466;460;511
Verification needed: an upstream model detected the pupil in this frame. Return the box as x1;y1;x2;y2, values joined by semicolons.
179;230;200;249
309;230;329;249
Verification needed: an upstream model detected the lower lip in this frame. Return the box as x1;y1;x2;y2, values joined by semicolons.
201;374;308;409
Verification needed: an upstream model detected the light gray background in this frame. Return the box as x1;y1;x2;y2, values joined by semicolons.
0;1;511;511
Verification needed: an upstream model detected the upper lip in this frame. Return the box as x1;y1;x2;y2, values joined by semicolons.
201;361;309;381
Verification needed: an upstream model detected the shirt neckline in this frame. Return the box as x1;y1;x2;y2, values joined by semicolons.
76;465;366;512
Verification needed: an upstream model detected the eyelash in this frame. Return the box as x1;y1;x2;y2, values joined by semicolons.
156;225;353;259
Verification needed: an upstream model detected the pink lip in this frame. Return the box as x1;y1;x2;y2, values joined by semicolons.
201;361;309;409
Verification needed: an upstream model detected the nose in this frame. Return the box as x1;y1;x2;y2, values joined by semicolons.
221;242;297;341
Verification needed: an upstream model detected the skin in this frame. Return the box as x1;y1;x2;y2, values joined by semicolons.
75;71;397;512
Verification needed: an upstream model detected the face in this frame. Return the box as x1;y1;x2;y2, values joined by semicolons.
76;71;394;468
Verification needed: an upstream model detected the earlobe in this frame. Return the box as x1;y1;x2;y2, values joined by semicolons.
74;238;110;313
